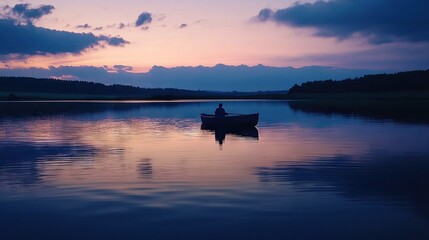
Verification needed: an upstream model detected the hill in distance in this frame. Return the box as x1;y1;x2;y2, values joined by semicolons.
0;76;287;100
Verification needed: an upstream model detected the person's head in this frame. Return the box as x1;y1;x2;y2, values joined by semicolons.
219;103;223;107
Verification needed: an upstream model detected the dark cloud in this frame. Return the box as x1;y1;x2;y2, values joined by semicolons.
255;0;429;44
98;35;129;46
254;8;273;22
3;3;54;24
118;22;127;29
76;23;91;29
48;65;113;81
135;12;152;27
113;65;133;72
0;65;141;85
105;23;129;29
93;26;103;31
178;23;187;29
0;19;129;56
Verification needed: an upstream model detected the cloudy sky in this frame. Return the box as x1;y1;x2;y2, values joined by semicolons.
1;0;428;90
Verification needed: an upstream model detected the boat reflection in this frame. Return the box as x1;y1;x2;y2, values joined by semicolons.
201;124;259;145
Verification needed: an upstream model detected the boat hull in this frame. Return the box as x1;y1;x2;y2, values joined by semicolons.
200;113;259;129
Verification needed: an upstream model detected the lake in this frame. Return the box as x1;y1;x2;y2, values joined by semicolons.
0;100;428;240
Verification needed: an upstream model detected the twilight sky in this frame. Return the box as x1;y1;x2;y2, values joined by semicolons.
1;0;428;90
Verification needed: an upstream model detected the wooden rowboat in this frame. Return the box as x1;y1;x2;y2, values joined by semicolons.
200;113;259;129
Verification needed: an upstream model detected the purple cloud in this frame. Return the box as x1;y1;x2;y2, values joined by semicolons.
118;23;127;29
135;12;152;27
255;0;429;44
0;19;129;56
76;23;91;29
113;65;133;72
98;35;129;46
2;3;54;24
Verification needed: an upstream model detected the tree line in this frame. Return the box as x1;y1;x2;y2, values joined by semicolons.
287;70;429;94
0;76;212;98
0;76;287;100
2;69;428;100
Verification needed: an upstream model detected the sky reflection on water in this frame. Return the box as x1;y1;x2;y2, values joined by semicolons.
0;100;428;240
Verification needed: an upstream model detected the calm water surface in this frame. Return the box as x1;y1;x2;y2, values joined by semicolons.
0;100;428;240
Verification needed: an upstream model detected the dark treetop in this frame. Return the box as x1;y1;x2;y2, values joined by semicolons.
288;70;429;94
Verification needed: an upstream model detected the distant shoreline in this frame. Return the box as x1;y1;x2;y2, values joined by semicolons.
0;76;289;101
2;92;429;101
2;69;429;100
285;91;429;100
0;91;292;101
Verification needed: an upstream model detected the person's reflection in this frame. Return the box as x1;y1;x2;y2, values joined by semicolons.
215;129;226;145
201;125;259;146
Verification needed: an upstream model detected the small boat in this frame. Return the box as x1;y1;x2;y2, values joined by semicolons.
200;113;259;129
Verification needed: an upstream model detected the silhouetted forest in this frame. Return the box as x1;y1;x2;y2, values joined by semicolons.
0;76;210;100
0;77;287;100
2;69;429;100
287;70;429;98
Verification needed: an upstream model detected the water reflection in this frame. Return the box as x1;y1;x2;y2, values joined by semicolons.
0;100;429;240
256;152;429;218
288;100;429;125
0;141;96;186
201;125;259;145
139;158;153;179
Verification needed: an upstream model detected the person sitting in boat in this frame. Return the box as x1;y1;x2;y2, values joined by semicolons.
215;103;228;117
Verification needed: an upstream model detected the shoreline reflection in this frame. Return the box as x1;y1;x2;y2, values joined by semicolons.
288;100;429;125
255;152;429;218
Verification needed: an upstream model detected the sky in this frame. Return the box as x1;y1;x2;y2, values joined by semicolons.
1;0;429;90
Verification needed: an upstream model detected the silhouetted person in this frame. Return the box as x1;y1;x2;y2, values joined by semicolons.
215;103;228;117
